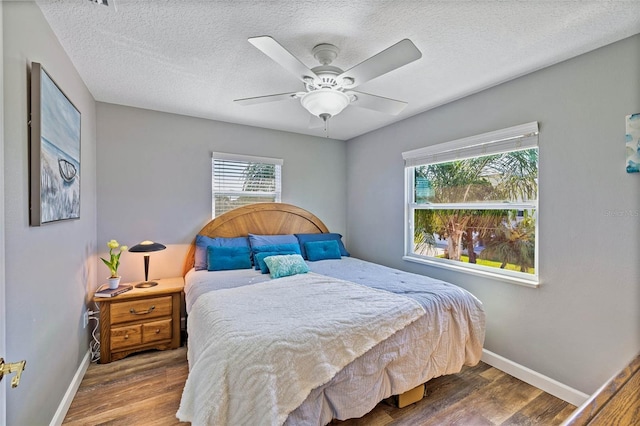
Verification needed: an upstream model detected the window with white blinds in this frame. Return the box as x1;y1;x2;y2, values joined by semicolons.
212;153;282;217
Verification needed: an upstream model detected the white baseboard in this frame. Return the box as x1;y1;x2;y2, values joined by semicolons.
49;349;91;426
481;349;589;407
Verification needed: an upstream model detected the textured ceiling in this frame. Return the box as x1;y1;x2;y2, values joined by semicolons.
36;0;640;141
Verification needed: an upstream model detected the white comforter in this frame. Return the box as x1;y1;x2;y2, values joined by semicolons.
177;272;426;426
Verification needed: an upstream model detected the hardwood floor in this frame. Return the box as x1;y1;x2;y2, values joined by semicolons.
563;353;640;425
63;348;188;426
63;347;576;425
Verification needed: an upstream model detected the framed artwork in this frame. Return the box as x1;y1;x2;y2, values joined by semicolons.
29;62;81;226
626;113;640;173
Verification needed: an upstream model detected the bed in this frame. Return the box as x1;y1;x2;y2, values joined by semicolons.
177;203;485;425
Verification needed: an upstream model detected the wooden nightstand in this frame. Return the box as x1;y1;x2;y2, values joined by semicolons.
93;276;184;364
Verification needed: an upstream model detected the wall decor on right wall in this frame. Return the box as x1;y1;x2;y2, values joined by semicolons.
625;113;640;173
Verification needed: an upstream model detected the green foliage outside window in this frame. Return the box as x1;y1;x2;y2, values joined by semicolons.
412;148;538;275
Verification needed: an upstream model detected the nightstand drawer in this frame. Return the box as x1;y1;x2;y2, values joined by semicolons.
110;296;172;324
111;324;142;350
142;318;172;344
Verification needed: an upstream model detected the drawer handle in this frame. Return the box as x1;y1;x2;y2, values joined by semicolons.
124;334;129;340
155;329;160;334
129;305;155;315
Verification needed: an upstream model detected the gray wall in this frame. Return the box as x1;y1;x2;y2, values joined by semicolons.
346;34;640;394
0;2;6;422
3;2;97;425
96;103;347;282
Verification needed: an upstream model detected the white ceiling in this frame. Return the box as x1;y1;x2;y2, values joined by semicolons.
36;0;640;141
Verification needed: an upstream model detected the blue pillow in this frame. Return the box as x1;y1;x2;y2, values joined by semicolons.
295;233;350;259
207;246;252;271
195;235;250;271
248;234;301;267
248;234;299;249
254;251;298;273
251;244;302;270
263;254;309;279
304;240;342;261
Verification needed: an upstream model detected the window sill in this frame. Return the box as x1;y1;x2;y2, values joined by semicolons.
402;255;540;288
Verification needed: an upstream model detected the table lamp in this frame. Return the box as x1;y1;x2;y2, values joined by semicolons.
128;240;166;288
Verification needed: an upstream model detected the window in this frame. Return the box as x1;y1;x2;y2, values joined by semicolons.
403;122;539;286
212;152;282;217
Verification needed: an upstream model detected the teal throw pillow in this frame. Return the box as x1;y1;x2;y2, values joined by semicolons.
295;233;350;259
207;245;252;271
251;243;302;270
254;251;298;274
304;240;342;261
263;254;309;279
195;235;250;271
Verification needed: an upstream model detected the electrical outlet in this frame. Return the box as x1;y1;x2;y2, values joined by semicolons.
83;311;89;328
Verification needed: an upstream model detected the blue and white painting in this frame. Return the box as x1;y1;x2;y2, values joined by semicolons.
626;113;640;173
39;68;81;223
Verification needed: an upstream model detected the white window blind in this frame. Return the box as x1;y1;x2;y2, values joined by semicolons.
403;122;539;167
212;152;282;217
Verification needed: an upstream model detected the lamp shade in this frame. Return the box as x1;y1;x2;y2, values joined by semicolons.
300;89;350;119
129;240;166;253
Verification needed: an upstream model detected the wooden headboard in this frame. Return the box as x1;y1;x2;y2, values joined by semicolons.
183;203;330;275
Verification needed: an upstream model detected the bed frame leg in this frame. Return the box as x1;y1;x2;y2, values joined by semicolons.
397;384;425;408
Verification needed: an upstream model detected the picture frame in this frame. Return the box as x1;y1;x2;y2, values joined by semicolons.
29;62;81;226
626;113;640;173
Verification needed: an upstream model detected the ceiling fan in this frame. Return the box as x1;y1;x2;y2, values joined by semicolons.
234;36;422;123
87;0;117;11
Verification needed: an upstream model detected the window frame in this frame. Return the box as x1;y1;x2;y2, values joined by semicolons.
402;122;540;287
212;152;283;218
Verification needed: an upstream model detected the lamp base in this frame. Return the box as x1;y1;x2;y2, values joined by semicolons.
135;281;158;288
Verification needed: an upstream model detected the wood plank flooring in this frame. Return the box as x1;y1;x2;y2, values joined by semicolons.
563;352;640;425
63;347;576;425
63;348;188;426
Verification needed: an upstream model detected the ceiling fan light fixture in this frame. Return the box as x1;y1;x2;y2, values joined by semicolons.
300;89;350;119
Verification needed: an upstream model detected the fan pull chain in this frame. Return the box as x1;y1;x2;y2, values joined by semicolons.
320;113;330;138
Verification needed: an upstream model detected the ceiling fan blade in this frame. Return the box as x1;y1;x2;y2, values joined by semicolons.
348;91;408;115
234;92;299;106
338;39;421;88
248;36;320;84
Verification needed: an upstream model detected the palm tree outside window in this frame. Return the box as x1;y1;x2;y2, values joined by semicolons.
403;122;539;286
